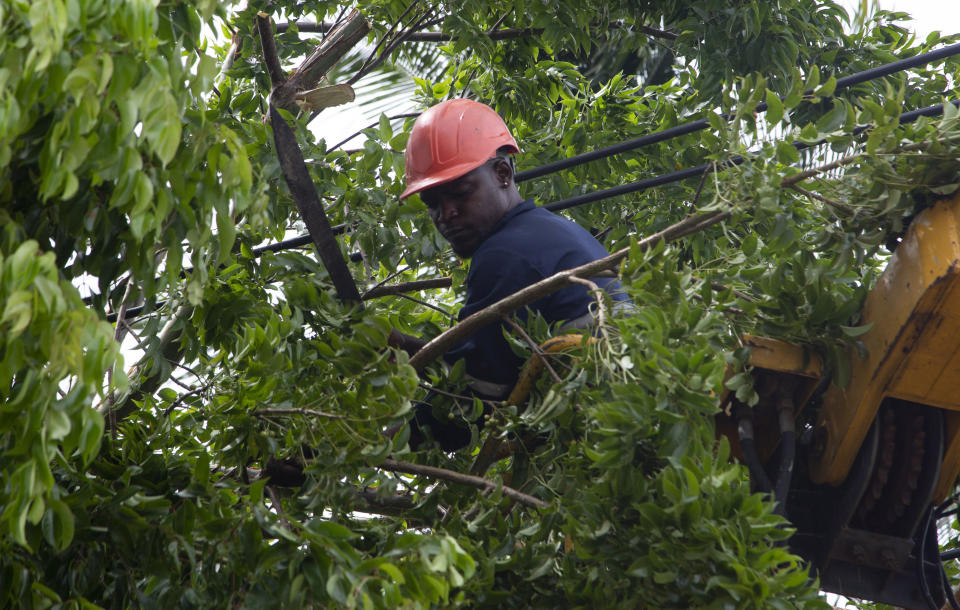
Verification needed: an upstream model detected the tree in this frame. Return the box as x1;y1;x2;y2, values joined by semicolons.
2;0;959;607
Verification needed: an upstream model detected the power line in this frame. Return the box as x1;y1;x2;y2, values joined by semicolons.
516;42;960;183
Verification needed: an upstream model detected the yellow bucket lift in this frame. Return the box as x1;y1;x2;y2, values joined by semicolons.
718;190;960;608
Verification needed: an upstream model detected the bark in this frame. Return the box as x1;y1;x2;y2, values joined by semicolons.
270;105;362;304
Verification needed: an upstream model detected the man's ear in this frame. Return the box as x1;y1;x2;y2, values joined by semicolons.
492;157;514;186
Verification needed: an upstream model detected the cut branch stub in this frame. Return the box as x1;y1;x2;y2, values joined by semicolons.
271;9;370;112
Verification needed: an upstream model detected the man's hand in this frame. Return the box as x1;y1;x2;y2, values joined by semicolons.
388;329;428;357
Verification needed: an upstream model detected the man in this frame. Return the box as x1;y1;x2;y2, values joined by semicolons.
389;98;629;450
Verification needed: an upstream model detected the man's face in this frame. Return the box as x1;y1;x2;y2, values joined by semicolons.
420;160;512;258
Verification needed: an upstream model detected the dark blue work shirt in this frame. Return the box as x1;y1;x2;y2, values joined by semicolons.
443;199;629;394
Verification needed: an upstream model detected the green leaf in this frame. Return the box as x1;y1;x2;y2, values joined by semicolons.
764;90;784;125
775;141;799;164
840;323;873;338
816;99;847;134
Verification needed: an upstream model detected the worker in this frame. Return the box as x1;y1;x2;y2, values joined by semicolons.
388;98;631;450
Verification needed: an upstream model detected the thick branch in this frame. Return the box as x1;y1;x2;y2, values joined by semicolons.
408;209;728;370
269;105;362;303
362;277;452;299
377;458;549;509
256;12;285;87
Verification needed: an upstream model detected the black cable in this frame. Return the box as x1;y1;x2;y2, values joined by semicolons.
919;506;940;610
734;403;773;493
542;99;959;213
938;494;960;607
944;560;960;610
515;42;960;183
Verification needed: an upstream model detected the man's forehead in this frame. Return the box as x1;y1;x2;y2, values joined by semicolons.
425;163;490;195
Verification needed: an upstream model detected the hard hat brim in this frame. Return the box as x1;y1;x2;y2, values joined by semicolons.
399;158;489;200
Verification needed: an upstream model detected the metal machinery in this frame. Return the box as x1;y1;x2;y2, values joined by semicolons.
718;190;960;608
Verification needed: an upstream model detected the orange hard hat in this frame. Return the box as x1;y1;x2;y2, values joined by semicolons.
400;98;520;200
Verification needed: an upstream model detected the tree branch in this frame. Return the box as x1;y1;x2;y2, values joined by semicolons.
568;275;608;332
256;12;285;88
788;183;857;215
362;277;452;299
408;209;729;370
377;458;549;509
397;293;458;323
500;315;562;384
101;303;192;427
327;112;420;151
270;9;371;112
254;407;346;420
269;105;362;304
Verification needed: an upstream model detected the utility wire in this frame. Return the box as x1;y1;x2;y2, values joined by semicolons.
544;99;959;212
516;41;960;183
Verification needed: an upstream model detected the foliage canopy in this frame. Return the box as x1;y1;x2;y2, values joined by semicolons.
2;0;960;607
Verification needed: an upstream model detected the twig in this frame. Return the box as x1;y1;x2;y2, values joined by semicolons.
709;282;755;303
500;316;562;384
256;13;286;88
349;4;437;86
781;150;865;187
162;384;207;417
418;383;498;405
409;209;729;371
398;293;458;323
327;112;420;150
254;407;346;420
788;183;857;215
353;1;420;83
109;278;136;437
323;5;351;44
167;375;196;392
362;277;452;299
265;485;293;530
568;275;608;333
174;360;205;379
377;458;549;509
690;162;714;210
100;303;192;427
364;265;411;295
214;35;240;88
